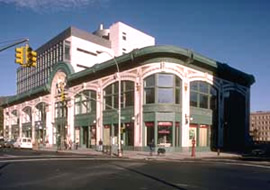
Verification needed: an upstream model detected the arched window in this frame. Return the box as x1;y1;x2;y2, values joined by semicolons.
190;81;217;110
103;81;134;110
144;73;182;104
75;90;96;115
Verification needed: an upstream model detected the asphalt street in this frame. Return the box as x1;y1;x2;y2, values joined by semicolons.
0;149;270;190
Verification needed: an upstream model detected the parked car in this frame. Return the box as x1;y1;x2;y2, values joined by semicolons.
5;139;16;148
13;138;33;149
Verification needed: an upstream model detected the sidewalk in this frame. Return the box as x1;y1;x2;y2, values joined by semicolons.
37;146;241;161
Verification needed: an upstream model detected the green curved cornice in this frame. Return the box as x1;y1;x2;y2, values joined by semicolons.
68;45;255;87
1;46;255;108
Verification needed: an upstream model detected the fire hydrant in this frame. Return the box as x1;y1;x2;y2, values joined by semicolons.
191;138;196;157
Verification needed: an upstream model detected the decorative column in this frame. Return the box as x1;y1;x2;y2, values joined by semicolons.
67;98;75;142
134;75;142;146
96;86;103;143
19;110;23;138
45;104;53;146
31;107;36;143
181;76;190;148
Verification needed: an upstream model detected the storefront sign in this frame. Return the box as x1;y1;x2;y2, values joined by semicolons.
145;122;154;127
158;130;170;134
158;121;172;126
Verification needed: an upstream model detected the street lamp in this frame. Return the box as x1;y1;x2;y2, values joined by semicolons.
96;50;122;157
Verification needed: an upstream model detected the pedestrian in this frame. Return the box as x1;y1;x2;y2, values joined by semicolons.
69;139;72;150
75;138;79;150
99;139;103;152
149;139;155;156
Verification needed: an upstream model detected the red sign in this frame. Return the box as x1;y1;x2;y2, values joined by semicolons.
158;130;170;134
158;121;172;126
145;122;154;127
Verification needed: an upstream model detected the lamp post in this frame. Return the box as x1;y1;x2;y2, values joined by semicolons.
96;50;122;157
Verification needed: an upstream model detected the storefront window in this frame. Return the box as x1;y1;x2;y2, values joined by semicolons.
157;74;173;87
145;88;155;103
158;88;174;103
158;122;172;146
74;90;96;115
144;73;182;105
190;81;217;110
55;102;67;118
104;81;134;110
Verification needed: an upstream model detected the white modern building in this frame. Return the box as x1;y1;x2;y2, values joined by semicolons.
17;22;155;94
2;22;255;152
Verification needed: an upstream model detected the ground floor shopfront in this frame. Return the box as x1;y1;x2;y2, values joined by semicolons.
2;46;254;152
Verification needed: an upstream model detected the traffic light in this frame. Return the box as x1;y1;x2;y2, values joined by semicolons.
15;47;25;65
26;45;37;67
61;90;65;102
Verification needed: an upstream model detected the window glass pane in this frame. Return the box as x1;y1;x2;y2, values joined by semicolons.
175;88;180;104
145;88;155;104
105;85;112;95
64;41;70;60
81;93;87;101
210;87;217;96
125;91;134;107
91;91;96;98
199;82;209;93
82;91;89;99
114;82;119;94
158;126;172;145
105;96;112;110
210;96;217;110
175;77;181;87
190;81;198;91
125;81;134;91
157;74;173;87
145;75;155;87
158;88;174;103
190;92;197;107
75;95;80;103
91;100;96;112
75;103;80;114
81;101;89;113
199;94;208;108
113;95;118;108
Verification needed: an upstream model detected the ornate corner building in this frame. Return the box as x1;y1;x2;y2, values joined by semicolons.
2;22;255;152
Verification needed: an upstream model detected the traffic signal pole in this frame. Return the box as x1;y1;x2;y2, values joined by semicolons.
0;38;29;53
0;38;37;68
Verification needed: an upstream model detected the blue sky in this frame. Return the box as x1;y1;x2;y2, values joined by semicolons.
0;0;269;112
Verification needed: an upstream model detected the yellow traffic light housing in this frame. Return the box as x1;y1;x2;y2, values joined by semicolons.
26;45;37;67
60;83;65;102
61;91;65;102
15;47;25;65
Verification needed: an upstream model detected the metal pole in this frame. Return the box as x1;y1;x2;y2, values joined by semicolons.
118;72;122;157
96;50;122;157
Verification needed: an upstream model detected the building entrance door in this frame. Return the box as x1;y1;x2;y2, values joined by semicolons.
82;126;89;148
